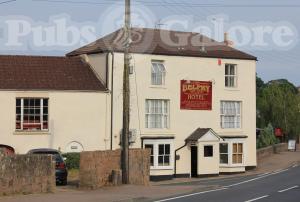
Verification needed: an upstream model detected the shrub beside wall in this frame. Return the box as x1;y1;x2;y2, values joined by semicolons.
62;153;80;170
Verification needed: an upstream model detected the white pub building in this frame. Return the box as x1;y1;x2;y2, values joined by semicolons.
0;27;257;180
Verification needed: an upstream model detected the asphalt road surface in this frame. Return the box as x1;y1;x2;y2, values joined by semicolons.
155;165;300;202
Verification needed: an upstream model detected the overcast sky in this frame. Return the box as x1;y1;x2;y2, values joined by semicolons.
0;0;299;86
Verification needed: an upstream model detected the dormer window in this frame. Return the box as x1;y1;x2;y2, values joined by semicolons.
151;61;166;85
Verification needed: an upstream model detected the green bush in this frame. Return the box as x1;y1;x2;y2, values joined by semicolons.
257;123;279;149
62;152;80;170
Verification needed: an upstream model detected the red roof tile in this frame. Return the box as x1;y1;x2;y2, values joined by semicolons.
0;55;106;91
67;27;257;60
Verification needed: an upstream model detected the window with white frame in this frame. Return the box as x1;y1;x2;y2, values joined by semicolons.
219;143;228;164
225;64;237;87
145;99;169;129
16;98;48;131
232;143;243;164
220;101;241;129
158;144;170;166
143;139;172;169
151;61;166;85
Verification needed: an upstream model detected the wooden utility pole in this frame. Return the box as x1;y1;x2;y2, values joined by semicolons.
122;0;131;184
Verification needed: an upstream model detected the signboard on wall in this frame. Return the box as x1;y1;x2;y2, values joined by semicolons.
288;140;296;151
180;80;212;110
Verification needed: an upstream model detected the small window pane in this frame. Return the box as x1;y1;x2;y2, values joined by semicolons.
165;144;170;155
24;99;29;106
158;156;164;166
43;122;48;129
30;108;34;114
220;143;228;153
164;156;170;165
233;144;237;153
35;99;40;106
43;107;48;114
237;154;243;163
159;144;164;155
220;154;228;164
16;99;21;106
225;65;229;75
43;99;48;106
30;99;34;106
233;154;238;164
204;146;213;157
16;107;21;114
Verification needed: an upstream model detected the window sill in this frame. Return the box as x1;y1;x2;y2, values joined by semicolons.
220;164;244;168
14;131;50;136
224;87;240;91
219;128;243;132
150;167;173;170
149;85;167;89
141;130;175;136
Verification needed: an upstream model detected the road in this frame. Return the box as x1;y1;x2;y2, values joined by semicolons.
155;165;300;202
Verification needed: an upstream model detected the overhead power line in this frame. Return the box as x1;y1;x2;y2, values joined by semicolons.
32;0;300;8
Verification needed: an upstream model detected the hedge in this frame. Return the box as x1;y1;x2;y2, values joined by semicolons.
62;152;80;170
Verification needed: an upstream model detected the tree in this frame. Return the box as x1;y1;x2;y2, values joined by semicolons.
257;78;300;139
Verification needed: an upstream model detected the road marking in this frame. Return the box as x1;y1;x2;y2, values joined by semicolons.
272;168;289;174
278;185;299;193
244;195;269;202
153;187;228;202
257;172;270;177
225;168;289;188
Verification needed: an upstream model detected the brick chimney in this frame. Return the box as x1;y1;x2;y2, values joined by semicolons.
224;32;234;47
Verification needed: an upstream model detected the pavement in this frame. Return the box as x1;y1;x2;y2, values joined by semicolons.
1;150;300;202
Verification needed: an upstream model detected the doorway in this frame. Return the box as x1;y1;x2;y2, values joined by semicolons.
191;146;198;177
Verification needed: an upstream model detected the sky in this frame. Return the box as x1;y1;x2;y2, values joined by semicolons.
0;0;299;86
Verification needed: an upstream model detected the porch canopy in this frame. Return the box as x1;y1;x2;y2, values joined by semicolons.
185;128;221;143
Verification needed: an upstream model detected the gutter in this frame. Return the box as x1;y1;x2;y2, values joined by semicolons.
105;53;109;89
174;142;187;177
109;51;115;150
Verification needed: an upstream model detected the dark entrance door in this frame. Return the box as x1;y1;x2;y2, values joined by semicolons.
191;146;198;177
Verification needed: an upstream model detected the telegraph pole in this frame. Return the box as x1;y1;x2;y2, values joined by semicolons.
122;0;131;184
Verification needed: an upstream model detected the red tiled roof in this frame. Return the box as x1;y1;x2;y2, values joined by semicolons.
67;27;257;60
0;55;106;91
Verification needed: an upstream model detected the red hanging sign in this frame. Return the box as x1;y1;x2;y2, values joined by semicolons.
180;80;212;110
275;128;283;137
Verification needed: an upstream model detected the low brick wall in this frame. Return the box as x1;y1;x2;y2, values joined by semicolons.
0;149;55;196
257;143;288;161
79;149;150;189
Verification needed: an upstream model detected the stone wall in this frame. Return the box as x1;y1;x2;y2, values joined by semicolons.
257;143;288;161
79;149;150;189
0;149;55;196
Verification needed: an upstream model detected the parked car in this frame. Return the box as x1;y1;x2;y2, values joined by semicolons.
0;144;15;155
27;148;68;185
